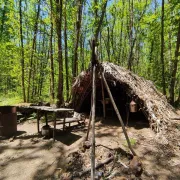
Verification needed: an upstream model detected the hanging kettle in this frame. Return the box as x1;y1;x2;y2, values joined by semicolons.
129;100;137;112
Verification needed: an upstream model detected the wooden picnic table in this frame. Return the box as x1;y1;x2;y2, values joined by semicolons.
30;106;74;141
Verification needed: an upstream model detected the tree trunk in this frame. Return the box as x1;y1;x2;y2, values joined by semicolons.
80;32;85;71
64;0;69;100
161;0;166;95
27;0;41;102
50;0;55;102
110;12;116;60
55;0;63;107
107;25;110;62
147;40;154;78
0;0;8;41
118;17;124;64
91;66;96;180
94;0;108;42
169;21;180;104
19;0;26;102
73;0;83;77
127;0;133;71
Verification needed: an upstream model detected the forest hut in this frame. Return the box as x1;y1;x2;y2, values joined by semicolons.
72;62;178;134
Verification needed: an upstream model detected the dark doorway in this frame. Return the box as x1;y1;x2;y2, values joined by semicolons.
79;80;149;129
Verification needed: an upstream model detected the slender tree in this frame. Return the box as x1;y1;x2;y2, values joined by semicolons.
64;0;69;100
19;0;26;102
73;0;84;77
0;0;8;41
27;0;41;102
55;0;63;107
50;0;55;101
169;21;180;104
160;0;166;95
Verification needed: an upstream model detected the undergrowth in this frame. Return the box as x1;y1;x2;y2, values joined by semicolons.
0;94;22;106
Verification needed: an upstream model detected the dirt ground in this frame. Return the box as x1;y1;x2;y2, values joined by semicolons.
0;111;180;180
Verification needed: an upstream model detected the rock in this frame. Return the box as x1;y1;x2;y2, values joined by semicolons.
83;140;91;149
129;156;143;177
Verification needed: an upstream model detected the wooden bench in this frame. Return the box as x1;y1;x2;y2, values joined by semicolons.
56;117;85;130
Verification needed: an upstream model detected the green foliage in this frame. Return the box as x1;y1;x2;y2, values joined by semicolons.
123;138;137;148
0;94;22;106
0;0;179;105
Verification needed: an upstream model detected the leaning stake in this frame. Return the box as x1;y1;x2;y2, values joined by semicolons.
102;72;136;156
91;66;96;180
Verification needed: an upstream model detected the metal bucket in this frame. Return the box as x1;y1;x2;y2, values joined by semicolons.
129;100;138;113
0;106;17;137
41;125;51;137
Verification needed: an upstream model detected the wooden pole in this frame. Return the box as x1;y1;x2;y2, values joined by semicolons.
45;112;48;126
37;110;40;133
102;73;136;156
53;112;57;142
91;66;96;180
86;107;92;141
126;104;129;126
86;89;93;141
101;78;106;118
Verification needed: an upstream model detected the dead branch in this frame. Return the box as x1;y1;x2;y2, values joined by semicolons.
102;72;136;156
78;156;114;177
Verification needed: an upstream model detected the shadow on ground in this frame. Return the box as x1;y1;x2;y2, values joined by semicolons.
54;131;82;146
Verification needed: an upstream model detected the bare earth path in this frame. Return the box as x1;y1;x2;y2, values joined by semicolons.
0;113;180;180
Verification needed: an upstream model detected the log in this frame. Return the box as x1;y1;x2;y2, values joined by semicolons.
91;65;96;180
102;72;136;156
78;156;114;177
170;117;180;120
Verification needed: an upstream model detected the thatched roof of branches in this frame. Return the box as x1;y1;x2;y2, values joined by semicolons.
72;62;179;134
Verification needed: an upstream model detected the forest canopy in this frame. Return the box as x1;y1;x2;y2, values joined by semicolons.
0;0;179;106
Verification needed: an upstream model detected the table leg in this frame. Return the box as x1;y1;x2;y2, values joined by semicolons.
53;112;56;142
63;116;66;131
45;112;48;126
37;110;40;133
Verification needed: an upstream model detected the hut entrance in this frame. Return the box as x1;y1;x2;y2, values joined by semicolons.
79;79;149;129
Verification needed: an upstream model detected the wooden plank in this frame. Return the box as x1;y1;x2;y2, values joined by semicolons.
30;106;74;112
56;118;81;124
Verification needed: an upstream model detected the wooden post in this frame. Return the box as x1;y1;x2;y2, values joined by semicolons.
91;66;96;180
102;73;136;156
45;112;48;126
126;104;129;126
53;112;57;142
86;109;92;141
86;90;93;140
101;78;106;118
63;112;67;131
37;110;40;133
